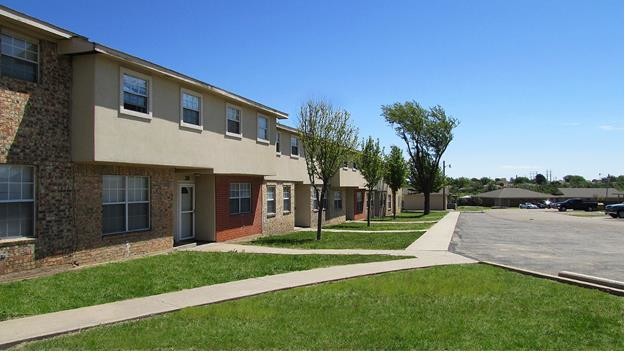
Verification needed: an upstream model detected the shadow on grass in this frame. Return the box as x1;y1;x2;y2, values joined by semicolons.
254;237;317;246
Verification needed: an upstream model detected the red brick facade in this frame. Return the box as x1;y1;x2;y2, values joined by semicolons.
215;175;263;241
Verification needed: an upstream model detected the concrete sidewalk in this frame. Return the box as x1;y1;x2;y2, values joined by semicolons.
0;254;475;348
405;212;460;251
189;243;411;256
295;228;422;233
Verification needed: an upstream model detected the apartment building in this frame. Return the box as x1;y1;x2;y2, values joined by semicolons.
0;6;368;275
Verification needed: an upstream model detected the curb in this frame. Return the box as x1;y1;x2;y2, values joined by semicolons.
480;261;624;296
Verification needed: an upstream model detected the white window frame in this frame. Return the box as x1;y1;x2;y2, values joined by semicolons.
119;67;153;120
0;165;36;238
266;185;276;216
275;132;281;155
229;182;251;215
225;103;243;138
257;114;269;143
290;136;299;158
283;185;291;214
102;175;151;235
180;88;203;131
334;190;342;210
0;29;40;83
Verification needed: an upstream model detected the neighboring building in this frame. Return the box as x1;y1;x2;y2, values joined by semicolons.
370;181;403;218
0;6;368;276
474;188;551;207
553;188;623;204
402;188;448;210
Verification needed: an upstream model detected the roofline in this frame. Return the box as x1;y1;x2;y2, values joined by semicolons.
0;5;78;39
276;122;299;133
0;5;288;119
93;44;288;119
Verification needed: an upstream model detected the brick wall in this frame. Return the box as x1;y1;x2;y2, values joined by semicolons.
70;164;174;265
262;181;295;235
0;39;74;275
215;175;262;241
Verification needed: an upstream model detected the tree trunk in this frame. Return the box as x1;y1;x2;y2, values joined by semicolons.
315;186;326;241
392;190;397;219
423;191;431;215
366;190;372;226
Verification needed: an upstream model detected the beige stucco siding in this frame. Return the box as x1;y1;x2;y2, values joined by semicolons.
78;55;278;175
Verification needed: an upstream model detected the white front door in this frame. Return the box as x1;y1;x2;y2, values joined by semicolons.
178;184;195;241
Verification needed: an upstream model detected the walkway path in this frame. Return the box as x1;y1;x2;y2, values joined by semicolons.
0;212;469;348
286;228;420;233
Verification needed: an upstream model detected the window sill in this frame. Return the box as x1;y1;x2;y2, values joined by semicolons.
352;168;357;172
276;152;282;157
283;211;291;215
267;213;276;218
225;131;242;139
0;236;36;247
120;108;152;121
102;228;151;238
257;138;270;145
180;122;203;132
290;155;300;160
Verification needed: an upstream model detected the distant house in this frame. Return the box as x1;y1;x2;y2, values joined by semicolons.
475;188;551;207
553;188;623;203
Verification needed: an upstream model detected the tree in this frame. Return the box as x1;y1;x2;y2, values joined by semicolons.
513;176;530;184
359;137;385;226
535;173;547;185
383;145;408;219
382;101;459;214
408;160;444;198
298;100;358;241
563;175;589;188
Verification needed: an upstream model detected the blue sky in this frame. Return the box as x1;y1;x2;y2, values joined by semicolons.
4;0;623;179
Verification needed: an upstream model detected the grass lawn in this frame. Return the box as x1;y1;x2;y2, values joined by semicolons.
325;221;432;231
249;230;424;250
0;252;400;321
372;210;447;222
19;264;623;351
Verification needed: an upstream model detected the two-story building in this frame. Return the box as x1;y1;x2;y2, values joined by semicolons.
0;5;369;276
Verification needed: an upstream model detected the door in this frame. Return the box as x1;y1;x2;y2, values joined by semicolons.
178;184;195;241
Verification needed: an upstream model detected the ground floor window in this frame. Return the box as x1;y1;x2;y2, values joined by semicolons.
356;191;364;213
230;183;251;214
0;165;34;238
387;194;392;209
102;175;150;235
267;185;276;215
334;190;342;210
311;187;327;211
283;185;291;213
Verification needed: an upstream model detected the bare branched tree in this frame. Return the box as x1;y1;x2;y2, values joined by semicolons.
298;100;358;240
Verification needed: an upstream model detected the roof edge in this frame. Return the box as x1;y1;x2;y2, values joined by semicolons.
0;5;78;39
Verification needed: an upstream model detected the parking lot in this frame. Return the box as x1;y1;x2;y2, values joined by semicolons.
450;209;624;281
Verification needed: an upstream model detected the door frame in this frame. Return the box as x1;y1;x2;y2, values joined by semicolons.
177;183;196;242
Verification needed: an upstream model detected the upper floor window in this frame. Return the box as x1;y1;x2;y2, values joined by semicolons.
257;115;269;141
229;183;251;214
181;89;202;128
0;32;39;82
226;104;242;136
266;185;276;215
0;165;34;238
102;175;150;235
120;68;152;118
291;136;299;156
276;132;281;154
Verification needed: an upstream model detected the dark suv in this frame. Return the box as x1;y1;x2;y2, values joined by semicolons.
605;203;624;218
557;198;599;212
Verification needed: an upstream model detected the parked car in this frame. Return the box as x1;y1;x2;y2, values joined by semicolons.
557;198;599;212
605;203;624;218
519;202;539;209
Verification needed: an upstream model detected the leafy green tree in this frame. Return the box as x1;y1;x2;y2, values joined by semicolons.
359;137;385;226
298;100;358;240
383;145;408;219
535;174;547;185
563;175;589;187
513;177;531;184
382;101;459;214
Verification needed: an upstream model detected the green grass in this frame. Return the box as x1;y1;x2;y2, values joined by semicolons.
372;211;448;222
249;230;424;250
457;206;491;212
325;221;433;231
19;264;623;351
0;252;400;321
